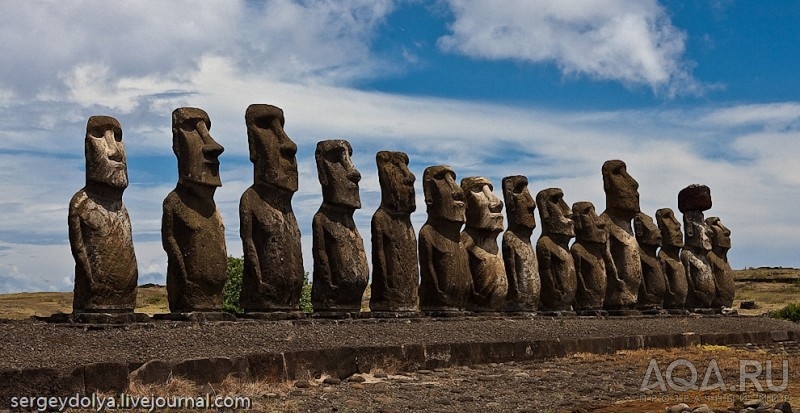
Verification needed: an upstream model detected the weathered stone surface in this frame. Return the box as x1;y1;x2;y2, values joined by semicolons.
370;151;419;312
634;212;667;309
162;107;227;312
706;216;734;308
172;357;248;384
570;201;608;310
70;116;138;313
311;140;369;312
83;362;129;393
239;104;304;312
656;208;688;309
536;188;576;312
680;185;715;309
599;160;642;310
461;177;508;312
678;184;712;213
501;176;540;312
418;166;472;312
129;359;172;385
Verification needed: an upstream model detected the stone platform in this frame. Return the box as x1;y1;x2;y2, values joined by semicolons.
0;315;798;404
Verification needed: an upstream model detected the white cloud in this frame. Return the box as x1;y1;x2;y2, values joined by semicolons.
700;103;800;128
438;0;702;95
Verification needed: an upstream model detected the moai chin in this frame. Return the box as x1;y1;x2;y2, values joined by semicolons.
70;116;138;313
239;104;304;313
461;176;508;312
656;208;688;310
706;216;734;308
634;212;667;311
570;201;608;312
370;151;420;313
678;184;716;309
599;160;642;311
501;175;540;312
418;165;472;313
536;188;577;312
311;140;369;313
162;107;227;312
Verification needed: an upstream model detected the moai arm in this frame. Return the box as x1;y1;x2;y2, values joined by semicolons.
419;231;443;295
602;240;620;286
502;237;521;299
371;215;387;285
239;199;262;285
538;242;562;297
68;200;92;284
312;214;337;292
161;202;187;284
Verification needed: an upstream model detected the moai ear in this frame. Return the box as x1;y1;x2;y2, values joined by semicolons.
634;216;644;237
684;216;694;238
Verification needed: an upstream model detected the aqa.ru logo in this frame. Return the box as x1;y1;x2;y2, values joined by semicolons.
640;358;788;392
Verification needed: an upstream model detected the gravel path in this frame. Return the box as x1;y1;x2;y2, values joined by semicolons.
0;315;796;371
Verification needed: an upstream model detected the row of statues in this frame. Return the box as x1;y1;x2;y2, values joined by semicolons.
68;105;734;319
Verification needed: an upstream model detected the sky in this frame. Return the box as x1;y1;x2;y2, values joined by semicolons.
0;0;799;293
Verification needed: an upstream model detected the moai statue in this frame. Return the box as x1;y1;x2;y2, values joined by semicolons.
501;175;540;313
656;208;688;311
370;151;420;314
162;108;227;314
706;217;734;308
239;104;304;315
461;177;508;312
311;140;369;314
69;116;138;314
678;184;716;310
418;165;472;314
570;201;608;313
634;212;667;312
536;188;577;313
599;160;642;314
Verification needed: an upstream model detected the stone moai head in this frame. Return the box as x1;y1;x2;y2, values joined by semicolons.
172;107;224;187
656;208;684;248
705;217;731;250
678;184;712;251
572;201;606;243
602;160;640;217
634;212;662;248
376;151;416;214
246;104;298;193
502;175;536;231
423;165;466;223
461;176;504;232
85;116;127;189
536;188;574;237
316;139;362;209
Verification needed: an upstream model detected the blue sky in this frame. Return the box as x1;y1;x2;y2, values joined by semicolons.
0;0;798;293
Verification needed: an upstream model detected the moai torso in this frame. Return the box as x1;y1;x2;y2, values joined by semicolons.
162;107;227;312
370;151;419;312
600;160;642;309
311;140;369;312
678;185;716;309
239;105;304;312
656;208;687;309
501;175;539;312
536;188;576;312
635;213;667;309
70;116;138;312
707;217;734;308
570;202;607;310
418;166;472;312
461;177;508;312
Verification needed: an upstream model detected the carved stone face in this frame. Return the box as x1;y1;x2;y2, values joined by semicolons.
423;165;465;223
376;151;415;214
85;116;127;189
705;217;731;249
602;160;640;215
536;188;574;237
634;212;662;247
461;176;504;232
502;175;536;230
246;104;298;193
172;107;224;187
656;208;683;248
684;212;711;251
572;201;606;243
316;140;361;209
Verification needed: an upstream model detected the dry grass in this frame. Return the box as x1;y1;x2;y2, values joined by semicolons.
0;286;169;319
